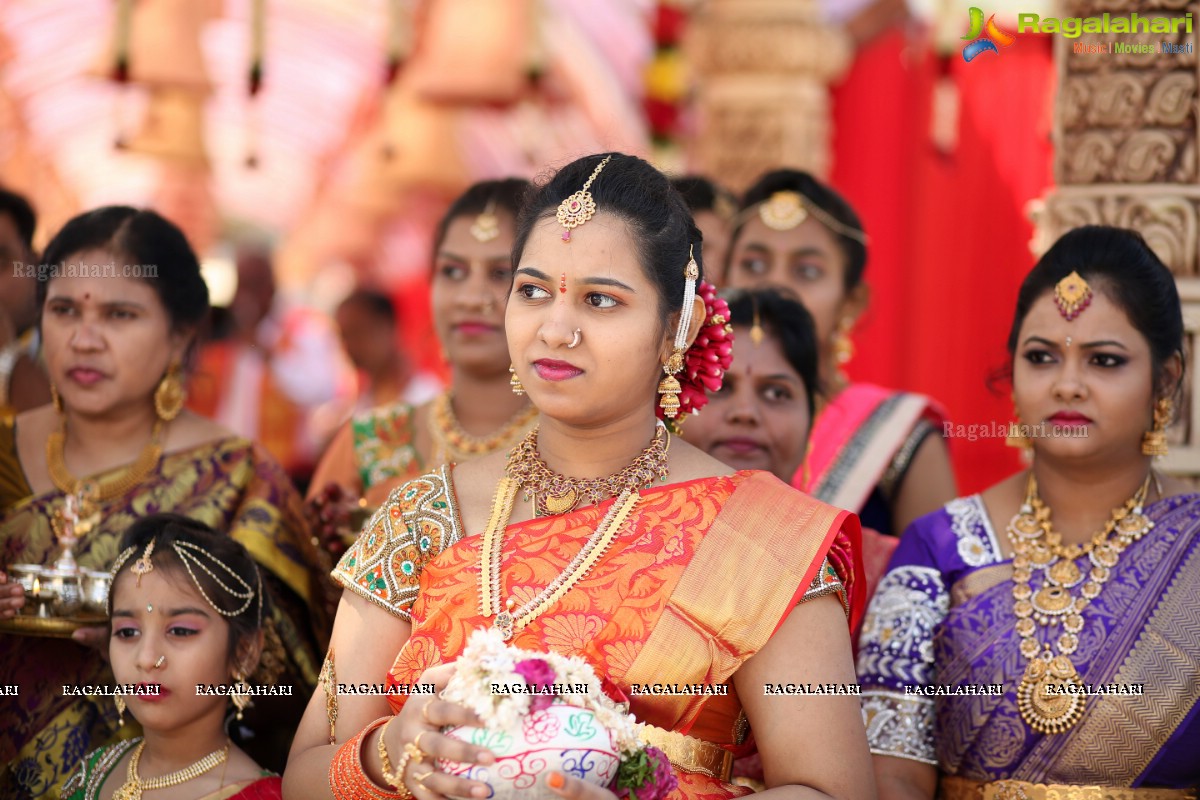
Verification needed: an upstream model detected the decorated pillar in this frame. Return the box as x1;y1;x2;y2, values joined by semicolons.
687;0;852;191
1032;0;1199;471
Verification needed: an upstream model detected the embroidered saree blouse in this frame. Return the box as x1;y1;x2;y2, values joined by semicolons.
334;467;864;799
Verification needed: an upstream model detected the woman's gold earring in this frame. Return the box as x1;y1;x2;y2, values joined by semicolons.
832;318;855;366
114;695;126;726
1006;405;1032;450
657;348;684;419
1142;397;1173;457
154;361;186;421
509;365;525;396
50;383;63;414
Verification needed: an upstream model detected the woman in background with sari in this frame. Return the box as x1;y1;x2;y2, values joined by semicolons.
858;226;1199;798
307;179;537;519
284;153;873;800
724;169;956;594
0;207;330;798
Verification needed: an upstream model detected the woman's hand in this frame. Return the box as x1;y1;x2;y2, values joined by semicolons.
544;772;620;800
383;663;496;800
0;571;25;618
71;625;110;659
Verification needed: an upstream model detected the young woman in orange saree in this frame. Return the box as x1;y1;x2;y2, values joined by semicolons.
284;153;875;800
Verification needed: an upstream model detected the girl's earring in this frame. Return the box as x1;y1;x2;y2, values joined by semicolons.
114;695;126;726
509;365;525;396
232;671;251;721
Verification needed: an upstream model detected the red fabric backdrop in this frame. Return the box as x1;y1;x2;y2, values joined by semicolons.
828;30;1055;494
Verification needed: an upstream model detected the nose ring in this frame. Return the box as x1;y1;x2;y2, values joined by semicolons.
154;655;167;670
567;329;582;349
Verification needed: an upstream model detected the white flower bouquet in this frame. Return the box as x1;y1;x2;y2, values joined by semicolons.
437;628;677;800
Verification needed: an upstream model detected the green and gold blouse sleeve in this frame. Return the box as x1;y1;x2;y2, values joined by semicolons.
331;466;464;620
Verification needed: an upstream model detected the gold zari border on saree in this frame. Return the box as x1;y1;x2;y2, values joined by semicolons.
939;776;1196;800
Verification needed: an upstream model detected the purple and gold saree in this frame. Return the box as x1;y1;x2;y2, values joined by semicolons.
857;493;1200;793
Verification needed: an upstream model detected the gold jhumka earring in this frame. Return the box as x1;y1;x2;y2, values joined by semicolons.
1142;396;1173;457
556;155;612;242
509;365;525;396
115;695;126;726
658;246;699;420
832;317;855;366
232;671;250;721
154;360;186;421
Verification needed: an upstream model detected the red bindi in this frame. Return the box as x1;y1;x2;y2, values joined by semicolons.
559;273;567;294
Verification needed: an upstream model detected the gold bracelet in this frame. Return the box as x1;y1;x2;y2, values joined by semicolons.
377;718;413;796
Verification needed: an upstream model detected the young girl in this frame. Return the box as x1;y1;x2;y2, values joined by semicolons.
63;514;283;800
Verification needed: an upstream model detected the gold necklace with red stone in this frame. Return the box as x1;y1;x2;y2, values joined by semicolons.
1006;471;1153;734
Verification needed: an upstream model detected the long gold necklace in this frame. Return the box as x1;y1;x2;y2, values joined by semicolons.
479;478;641;641
428;391;538;464
46;418;164;539
506;424;669;516
1007;472;1153;734
112;739;230;800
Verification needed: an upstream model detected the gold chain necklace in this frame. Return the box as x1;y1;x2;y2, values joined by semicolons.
506;424;669;516
1007;472;1153;734
112;739;230;800
428;391;538;464
479;477;641;641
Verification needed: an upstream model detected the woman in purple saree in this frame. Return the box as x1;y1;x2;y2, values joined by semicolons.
857;226;1200;799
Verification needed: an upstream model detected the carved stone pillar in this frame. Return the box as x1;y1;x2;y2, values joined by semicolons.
1032;0;1199;472
687;0;851;192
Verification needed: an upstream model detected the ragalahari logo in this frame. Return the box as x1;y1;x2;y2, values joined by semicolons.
962;7;1016;61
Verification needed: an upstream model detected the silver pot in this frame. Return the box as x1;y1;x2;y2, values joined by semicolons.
80;570;112;615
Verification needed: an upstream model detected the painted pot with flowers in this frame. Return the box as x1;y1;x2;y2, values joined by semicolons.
437;628;677;800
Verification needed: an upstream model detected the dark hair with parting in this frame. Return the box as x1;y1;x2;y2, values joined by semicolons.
0;187;37;253
1006;225;1185;397
729;169;867;291
722;287;821;421
339;288;397;326
670;175;737;219
36;206;210;332
111;513;270;677
513;152;702;322
433;178;533;255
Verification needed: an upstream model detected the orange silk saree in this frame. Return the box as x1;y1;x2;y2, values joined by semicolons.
335;466;862;799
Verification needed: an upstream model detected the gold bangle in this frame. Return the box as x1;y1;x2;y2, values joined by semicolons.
404;741;426;764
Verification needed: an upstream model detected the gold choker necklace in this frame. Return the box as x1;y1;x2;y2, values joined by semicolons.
46;418;164;502
428;392;538;464
113;739;230;800
505;424;670;516
1007;473;1153;734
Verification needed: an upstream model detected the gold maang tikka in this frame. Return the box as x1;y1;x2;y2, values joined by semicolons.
469;197;500;243
749;295;765;346
131;538;156;586
750;191;868;245
1053;271;1092;321
556;155;613;242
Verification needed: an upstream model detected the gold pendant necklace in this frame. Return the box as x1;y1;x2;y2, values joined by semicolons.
505;424;669;516
479;477;641;641
112;739;230;800
1007;473;1153;734
428;392;538;464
